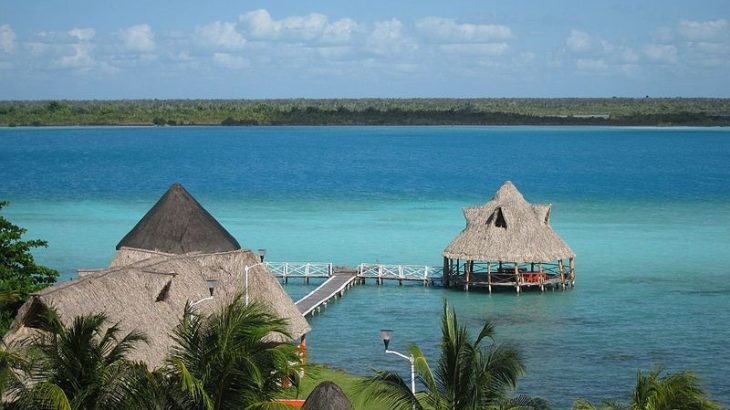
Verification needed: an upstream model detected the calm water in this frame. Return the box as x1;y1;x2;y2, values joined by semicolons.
2;126;729;408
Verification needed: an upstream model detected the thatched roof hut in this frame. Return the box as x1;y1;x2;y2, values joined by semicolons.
302;381;354;410
5;248;310;368
442;181;575;292
117;183;240;254
5;183;310;367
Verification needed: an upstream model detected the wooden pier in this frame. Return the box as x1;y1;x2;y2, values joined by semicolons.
265;261;572;318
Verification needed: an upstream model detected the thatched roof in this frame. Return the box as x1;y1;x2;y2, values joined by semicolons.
5;248;310;368
302;381;354;410
116;183;241;254
443;181;575;263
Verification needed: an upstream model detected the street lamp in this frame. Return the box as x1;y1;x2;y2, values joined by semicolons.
257;249;267;262
191;279;219;307
380;329;416;396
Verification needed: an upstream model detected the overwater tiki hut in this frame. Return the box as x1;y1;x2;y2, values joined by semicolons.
443;181;575;293
5;183;310;367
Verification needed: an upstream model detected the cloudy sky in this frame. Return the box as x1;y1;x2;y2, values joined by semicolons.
1;0;728;99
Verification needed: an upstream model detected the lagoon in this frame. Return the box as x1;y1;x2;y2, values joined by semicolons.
1;126;729;408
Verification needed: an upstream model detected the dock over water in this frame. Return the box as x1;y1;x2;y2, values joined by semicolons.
266;261;574;318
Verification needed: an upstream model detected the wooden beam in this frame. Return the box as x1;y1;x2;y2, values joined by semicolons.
443;256;449;288
559;259;565;289
514;263;520;293
487;261;492;294
569;257;575;287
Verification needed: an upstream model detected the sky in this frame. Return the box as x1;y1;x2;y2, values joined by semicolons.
0;0;728;99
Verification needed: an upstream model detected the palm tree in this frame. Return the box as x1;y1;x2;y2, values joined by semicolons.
15;309;147;410
163;294;303;410
362;300;531;410
571;368;722;410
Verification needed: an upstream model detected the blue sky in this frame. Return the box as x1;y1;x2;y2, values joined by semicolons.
1;0;728;99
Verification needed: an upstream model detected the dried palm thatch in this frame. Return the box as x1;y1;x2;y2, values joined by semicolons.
302;381;354;410
116;183;240;254
4;248;310;368
443;181;575;263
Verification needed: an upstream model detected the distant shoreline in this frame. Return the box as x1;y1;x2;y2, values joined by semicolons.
2;98;729;127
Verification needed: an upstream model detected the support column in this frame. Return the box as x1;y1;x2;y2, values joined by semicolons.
487;261;492;294
559;259;565;289
514;263;520;293
443;256;449;288
464;260;471;291
569;257;575;287
539;262;544;292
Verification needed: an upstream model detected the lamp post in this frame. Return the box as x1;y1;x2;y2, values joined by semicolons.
257;249;267;262
380;329;416;396
244;262;265;305
191;279;218;307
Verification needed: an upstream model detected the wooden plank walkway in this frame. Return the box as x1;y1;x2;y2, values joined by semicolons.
295;271;358;317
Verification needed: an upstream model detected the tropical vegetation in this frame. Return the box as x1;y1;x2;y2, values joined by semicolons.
0;201;58;335
1;98;729;127
0;295;302;410
361;300;548;410
572;368;722;410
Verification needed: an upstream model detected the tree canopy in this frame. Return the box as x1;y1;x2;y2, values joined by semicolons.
0;201;58;335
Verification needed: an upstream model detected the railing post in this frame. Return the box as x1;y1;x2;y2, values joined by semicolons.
398;265;404;286
423;266;428;286
378;265;383;286
284;262;289;284
305;263;310;284
329;263;333;276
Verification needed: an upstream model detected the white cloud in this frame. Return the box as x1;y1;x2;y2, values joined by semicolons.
212;52;249;69
68;27;95;41
438;43;509;55
195;21;246;49
1;24;16;53
367;19;415;55
566;29;592;52
120;24;155;52
644;44;678;63
238;9;358;44
576;58;608;71
679;19;727;41
56;43;94;68
415;17;512;43
621;47;640;63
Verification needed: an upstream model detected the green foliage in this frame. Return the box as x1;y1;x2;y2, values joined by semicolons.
161;294;303;410
1;98;729;126
15;309;148;410
571;368;722;410
361;300;541;410
0;201;58;335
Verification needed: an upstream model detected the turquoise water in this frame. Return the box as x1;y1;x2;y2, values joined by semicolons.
2;126;729;407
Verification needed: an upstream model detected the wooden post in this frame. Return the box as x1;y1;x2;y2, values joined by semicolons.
569;257;575;287
559;259;565;289
443;257;450;288
539;262;544;292
514;263;520;293
465;260;471;291
487;261;492;294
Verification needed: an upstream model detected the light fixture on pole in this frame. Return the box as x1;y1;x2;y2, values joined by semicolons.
379;329;416;396
206;279;218;296
257;248;267;262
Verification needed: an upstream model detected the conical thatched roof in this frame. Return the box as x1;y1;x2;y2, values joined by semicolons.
302;381;354;410
5;248;310;368
443;181;575;263
116;183;241;254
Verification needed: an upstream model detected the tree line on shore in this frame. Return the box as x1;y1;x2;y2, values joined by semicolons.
0;203;724;409
1;98;729;127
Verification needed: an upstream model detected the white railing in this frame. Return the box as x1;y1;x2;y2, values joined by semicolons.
265;262;333;277
357;263;441;281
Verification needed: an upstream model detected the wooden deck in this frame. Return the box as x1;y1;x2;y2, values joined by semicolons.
294;271;358;317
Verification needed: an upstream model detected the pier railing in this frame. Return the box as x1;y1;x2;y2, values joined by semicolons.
357;263;442;282
265;262;334;278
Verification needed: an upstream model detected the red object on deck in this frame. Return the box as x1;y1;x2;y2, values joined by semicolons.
274;399;305;407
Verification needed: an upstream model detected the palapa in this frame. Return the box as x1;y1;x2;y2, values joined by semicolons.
443;181;574;263
117;183;241;254
302;381;354;410
5;184;309;368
